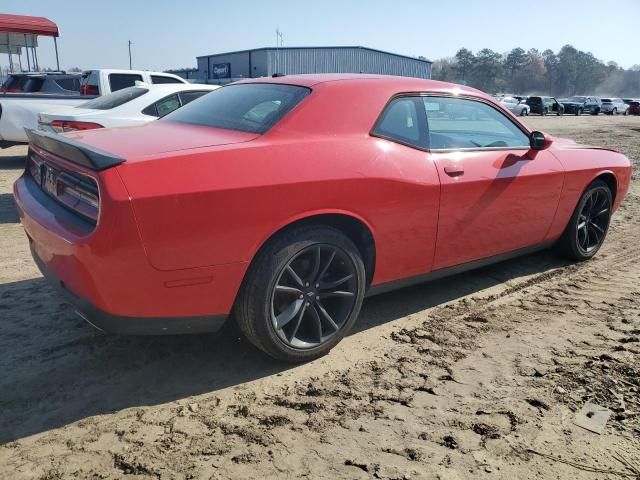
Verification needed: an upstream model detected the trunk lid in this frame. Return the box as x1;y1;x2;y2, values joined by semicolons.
60;121;260;159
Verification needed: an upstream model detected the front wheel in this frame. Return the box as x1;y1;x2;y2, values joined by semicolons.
235;225;366;362
577;108;583;116
556;180;612;261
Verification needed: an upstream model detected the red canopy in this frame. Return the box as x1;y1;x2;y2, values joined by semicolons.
0;13;59;37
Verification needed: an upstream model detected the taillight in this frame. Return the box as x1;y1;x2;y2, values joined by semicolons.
50;120;104;133
55;172;100;222
80;84;99;95
28;149;100;224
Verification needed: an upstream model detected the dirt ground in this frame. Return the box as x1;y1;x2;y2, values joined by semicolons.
1;115;639;480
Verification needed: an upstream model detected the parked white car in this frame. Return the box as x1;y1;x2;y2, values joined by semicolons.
0;69;189;146
497;96;530;116
600;98;629;115
37;83;219;134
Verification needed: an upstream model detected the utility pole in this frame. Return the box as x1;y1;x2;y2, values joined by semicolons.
128;40;133;70
275;29;284;74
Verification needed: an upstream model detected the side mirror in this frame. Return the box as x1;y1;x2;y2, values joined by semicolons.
530;131;546;150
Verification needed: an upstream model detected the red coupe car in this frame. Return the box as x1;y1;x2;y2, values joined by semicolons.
14;74;632;362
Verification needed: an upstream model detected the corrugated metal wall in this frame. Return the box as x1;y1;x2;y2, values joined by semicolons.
267;48;431;79
198;47;431;82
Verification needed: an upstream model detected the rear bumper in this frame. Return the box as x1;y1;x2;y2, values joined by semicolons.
31;243;227;334
14;167;246;326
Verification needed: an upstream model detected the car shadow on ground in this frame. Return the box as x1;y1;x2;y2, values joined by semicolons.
0;249;569;444
0;193;19;224
0;154;26;170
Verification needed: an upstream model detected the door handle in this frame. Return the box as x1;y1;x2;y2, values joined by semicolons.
444;165;464;177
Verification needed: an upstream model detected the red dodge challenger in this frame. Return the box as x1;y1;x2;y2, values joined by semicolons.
14;74;632;362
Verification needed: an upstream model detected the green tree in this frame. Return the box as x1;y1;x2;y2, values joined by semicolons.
504;47;527;91
454;48;475;84
472;48;503;93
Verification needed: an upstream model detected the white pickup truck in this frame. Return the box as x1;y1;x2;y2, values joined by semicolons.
0;69;187;146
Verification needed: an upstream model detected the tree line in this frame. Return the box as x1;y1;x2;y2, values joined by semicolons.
431;45;640;97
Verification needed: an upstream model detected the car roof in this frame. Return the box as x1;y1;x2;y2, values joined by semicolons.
236;73;485;96
141;83;218;92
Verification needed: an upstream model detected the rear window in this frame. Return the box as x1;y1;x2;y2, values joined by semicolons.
22;77;45;92
55;77;81;92
163;83;310;134
601;98;612;103
2;75;30;91
109;73;143;92
80;87;148;110
151;75;183;84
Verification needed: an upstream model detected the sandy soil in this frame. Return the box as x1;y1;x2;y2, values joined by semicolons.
0;115;639;479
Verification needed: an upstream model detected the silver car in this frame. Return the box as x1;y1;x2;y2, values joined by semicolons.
497;96;530;116
600;98;629;115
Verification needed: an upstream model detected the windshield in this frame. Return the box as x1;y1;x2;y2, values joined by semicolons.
568;96;587;102
79;87;149;110
163;83;311;134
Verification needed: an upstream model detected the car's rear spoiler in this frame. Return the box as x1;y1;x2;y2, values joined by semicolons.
25;128;124;171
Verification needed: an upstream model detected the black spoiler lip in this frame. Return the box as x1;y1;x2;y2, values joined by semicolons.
25;128;125;171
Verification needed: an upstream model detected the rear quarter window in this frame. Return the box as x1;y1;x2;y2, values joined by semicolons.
151;75;184;84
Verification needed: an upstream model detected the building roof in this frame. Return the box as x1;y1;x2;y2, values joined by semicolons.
197;46;431;64
0;13;59;37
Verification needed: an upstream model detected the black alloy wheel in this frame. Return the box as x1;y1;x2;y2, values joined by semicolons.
557;180;612;261
271;244;358;349
576;189;611;254
235;225;366;362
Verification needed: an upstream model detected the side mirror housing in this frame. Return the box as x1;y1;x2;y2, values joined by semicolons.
530;131;546;150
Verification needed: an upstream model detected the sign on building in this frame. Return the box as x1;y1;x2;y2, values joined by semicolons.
211;63;231;79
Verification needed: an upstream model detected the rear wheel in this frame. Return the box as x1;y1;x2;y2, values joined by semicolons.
556;180;612;261
520;108;528;117
577;108;583;116
235;225;366;362
613;108;618;115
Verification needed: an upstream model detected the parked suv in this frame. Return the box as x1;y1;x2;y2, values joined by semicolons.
628;101;640;115
525;96;564;115
560;96;601;115
600;98;629;115
0;72;81;95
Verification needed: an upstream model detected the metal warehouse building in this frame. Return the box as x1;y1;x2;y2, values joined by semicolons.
194;46;431;83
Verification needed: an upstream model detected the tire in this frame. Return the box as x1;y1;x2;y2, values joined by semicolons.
613;108;617;115
556;179;612;261
557;109;563;116
235;225;366;362
577;108;583;116
542;107;548;116
520;108;528;117
592;108;600;116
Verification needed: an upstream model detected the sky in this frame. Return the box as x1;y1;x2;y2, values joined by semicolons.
3;0;639;72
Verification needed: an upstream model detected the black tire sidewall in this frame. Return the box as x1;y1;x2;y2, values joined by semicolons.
560;180;612;261
236;226;366;362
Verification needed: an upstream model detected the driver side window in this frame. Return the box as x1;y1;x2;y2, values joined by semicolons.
423;97;529;150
